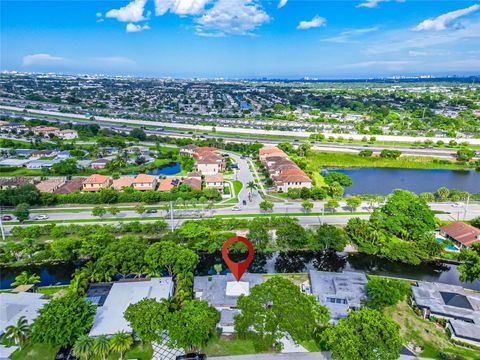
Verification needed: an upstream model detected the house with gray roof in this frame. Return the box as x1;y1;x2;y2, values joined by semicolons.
309;270;368;324
412;281;480;345
194;273;264;333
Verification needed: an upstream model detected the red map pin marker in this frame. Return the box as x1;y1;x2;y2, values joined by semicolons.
222;236;254;282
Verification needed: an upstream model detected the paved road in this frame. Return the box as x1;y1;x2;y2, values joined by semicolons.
227;152;262;207
2;105;480;147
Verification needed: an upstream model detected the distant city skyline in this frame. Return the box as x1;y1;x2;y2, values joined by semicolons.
1;0;480;78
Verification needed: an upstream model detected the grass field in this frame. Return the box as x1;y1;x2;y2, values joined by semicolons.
306;150;471;170
203;335;265;357
11;343;59;360
232;180;243;196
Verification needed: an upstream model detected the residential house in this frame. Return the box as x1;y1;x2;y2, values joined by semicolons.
54;177;86;194
259;147;288;162
158;176;180;192
0;122;28;134
88;278;174;337
195;154;225;175
194;273;264;333
26;159;60;169
112;176;135;191
90;159;110;170
309;270;368;324
0;292;49;359
183;172;202;190
31;125;60;138
132;174;158;191
180;144;198;156
440;222;480;249
57;129;78;140
192;147;219;160
412;282;480;346
205;173;224;191
82;174;112;192
30;149;58;159
35;178;66;193
0;176;34;190
0;159;31;167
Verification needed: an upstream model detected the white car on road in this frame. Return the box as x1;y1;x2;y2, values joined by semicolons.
452;203;464;208
232;206;241;211
33;214;49;220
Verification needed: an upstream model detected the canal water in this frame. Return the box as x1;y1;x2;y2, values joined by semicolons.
330;168;480;196
2;251;479;291
147;162;181;175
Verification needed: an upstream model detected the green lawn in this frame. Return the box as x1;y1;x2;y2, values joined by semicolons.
263;273;309;285
10;343;59;360
215;211;369;219
232;180;243;196
88;342;153;360
385;301;480;360
37;285;69;296
203;335;266;357
306;150;471;170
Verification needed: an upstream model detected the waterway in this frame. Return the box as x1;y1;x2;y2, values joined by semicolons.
329;168;480;195
146;162;181;175
2;251;479;291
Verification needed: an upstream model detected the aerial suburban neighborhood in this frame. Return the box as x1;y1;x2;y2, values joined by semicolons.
1;0;480;359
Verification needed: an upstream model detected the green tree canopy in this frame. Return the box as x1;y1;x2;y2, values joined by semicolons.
458;243;480;282
365;277;410;310
322;308;402;360
13;203;30;223
324;172;353;187
275;222;310;249
167;300;219;353
31;293;96;347
311;224;348;251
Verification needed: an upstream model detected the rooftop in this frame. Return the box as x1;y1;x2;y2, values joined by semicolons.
0;292;48;331
309;270;368;324
440;221;480;248
89;277;174;337
84;174;111;185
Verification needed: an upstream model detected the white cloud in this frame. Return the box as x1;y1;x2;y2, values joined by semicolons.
154;0;212;16
23;54;65;66
297;15;326;30
106;0;147;22
322;27;378;43
195;0;270;36
126;23;150;32
96;12;102;17
356;0;404;8
413;4;480;31
278;0;288;9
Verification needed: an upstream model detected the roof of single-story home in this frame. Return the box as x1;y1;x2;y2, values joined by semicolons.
440;221;480;248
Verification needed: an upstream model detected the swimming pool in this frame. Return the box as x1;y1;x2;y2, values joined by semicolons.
436;237;459;252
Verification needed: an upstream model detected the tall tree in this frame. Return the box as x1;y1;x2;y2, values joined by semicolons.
365;277;410;310
235;276;329;351
11;271;40;287
109;331;133;360
167;300;219;353
31;293;96;347
93;335;110;360
311;224;348;251
458;243;480;282
12;203;30;223
124;298;170;344
0;316;30;349
73;335;94;360
322;308;402;360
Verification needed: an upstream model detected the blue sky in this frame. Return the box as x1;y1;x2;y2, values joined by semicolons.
1;0;480;78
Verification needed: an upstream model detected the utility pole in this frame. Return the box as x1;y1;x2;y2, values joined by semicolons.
170;201;174;232
463;194;470;221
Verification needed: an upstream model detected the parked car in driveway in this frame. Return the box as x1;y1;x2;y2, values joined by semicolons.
1;215;13;221
33;214;49;220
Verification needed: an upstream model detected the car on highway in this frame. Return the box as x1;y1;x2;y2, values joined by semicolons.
33;214;49;220
452;202;464;208
242;200;247;205
232;206;241;211
145;209;158;214
1;215;13;221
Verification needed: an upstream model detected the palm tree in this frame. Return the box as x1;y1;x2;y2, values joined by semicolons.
10;271;40;287
247;181;258;199
109;331;133;360
73;335;94;360
93;335;110;360
0;316;30;348
69;273;88;296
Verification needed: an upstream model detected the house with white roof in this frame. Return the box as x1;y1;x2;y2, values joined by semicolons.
89;277;174;337
0;292;49;359
193;273;264;333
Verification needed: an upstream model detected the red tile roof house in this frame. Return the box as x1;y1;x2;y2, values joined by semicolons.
205;173;224;191
132;174;158;191
54;177;86;194
195;154;225;175
31;125;60;138
192;147;219;160
35;178;66;193
440;222;480;249
82;174;113;192
112;176;135;191
259;147;288;162
183;177;202;190
158;177;181;192
0;176;35;190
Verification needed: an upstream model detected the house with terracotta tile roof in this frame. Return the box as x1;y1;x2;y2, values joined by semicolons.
205;173;224;191
54;177;86;194
31;125;60;138
440;222;480;249
195;154;225;175
132;174;158;191
183;177;202;190
35;178;66;193
192;147;219;160
273;174;312;192
112;176;135;191
0;176;34;190
259;147;288;162
82;174;112;192
158;177;181;192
